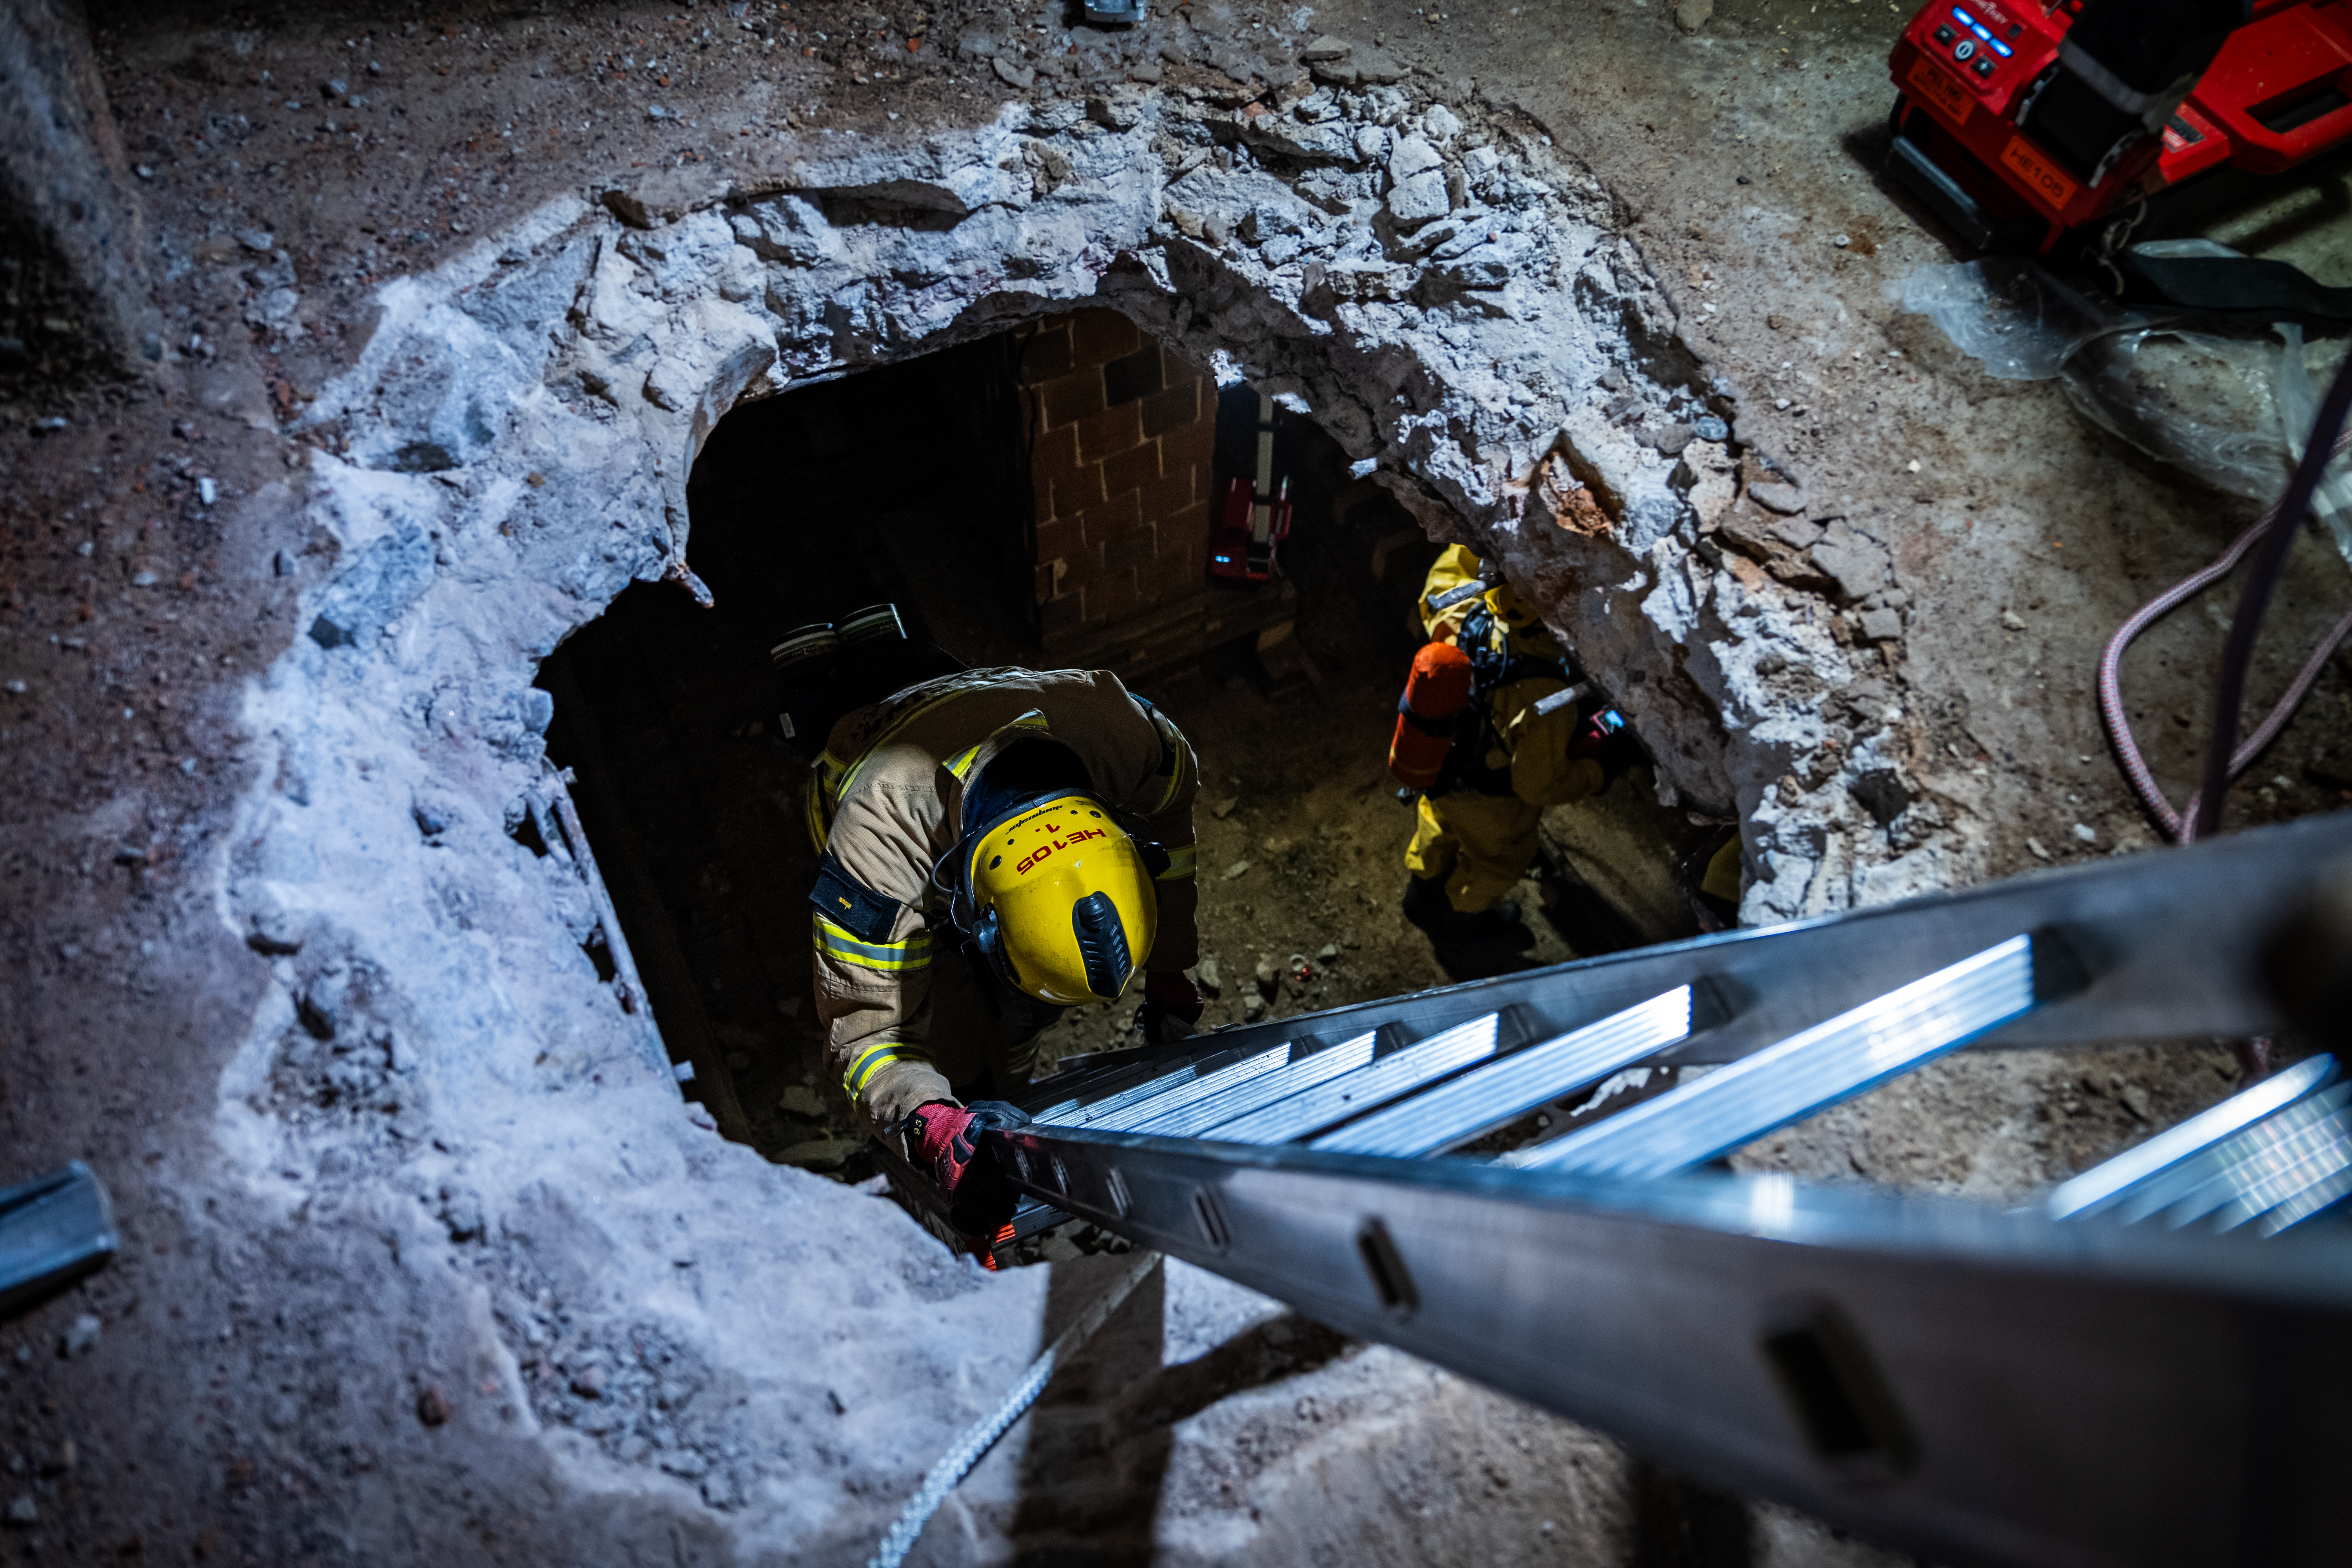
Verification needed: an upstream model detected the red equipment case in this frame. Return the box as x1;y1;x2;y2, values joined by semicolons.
1207;473;1292;583
1889;0;2352;254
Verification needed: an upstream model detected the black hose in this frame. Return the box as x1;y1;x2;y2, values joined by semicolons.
2191;343;2352;841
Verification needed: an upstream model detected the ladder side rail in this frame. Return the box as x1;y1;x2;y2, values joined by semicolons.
993;1123;2352;1568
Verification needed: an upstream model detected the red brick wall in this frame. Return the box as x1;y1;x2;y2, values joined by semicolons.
1020;308;1216;651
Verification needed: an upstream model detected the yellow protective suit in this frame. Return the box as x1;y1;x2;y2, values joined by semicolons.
1403;546;1605;915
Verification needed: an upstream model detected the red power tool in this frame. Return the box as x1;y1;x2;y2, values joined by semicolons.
1208;389;1292;584
1889;0;2352;256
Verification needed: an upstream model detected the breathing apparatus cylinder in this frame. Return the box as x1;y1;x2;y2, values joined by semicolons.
1388;640;1476;791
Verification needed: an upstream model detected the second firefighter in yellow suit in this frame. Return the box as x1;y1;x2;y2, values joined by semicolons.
1402;546;1609;943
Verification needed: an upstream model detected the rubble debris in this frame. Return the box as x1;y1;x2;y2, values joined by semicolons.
60;1314;101;1356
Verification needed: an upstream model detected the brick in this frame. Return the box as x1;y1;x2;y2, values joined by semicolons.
1160;341;1208;386
1020;323;1074;383
1099;438;1162;502
1103;345;1163;408
1078;487;1143;544
1139;379;1198;438
1037;367;1105;430
1158;417;1216;484
1069;307;1140;366
1159;497;1217;555
1048;464;1105;522
1093;567;1142;623
1031;421;1080;483
1034;561;1060;605
1134;464;1194;526
1142;538;1206;595
1103;523;1160;572
1074;399;1144;465
1034;516;1082;563
1040;589;1089;643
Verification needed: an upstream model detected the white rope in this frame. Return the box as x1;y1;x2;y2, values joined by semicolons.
866;1249;1163;1568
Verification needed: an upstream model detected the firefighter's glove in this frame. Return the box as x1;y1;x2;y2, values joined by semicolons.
1570;711;1641;789
908;1099;1031;1238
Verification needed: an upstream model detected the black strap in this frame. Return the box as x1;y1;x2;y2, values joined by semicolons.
2115;252;2352;326
1436;606;1573;797
809;851;902;942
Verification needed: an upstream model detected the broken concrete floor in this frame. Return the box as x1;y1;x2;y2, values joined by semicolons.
3;0;2347;1563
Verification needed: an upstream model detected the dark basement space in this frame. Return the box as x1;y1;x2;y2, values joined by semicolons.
534;309;1711;1206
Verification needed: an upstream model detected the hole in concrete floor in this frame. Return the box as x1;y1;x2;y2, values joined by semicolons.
537;303;1712;1236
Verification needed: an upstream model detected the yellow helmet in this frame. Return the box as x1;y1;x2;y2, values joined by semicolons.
964;793;1159;1005
1479;580;1565;659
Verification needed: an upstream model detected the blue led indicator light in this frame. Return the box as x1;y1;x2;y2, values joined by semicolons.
1951;5;1975;25
1990;37;2012;56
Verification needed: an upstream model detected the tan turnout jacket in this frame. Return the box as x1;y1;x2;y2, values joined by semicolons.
809;667;1200;1140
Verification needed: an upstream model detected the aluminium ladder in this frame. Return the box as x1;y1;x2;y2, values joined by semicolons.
974;812;2352;1568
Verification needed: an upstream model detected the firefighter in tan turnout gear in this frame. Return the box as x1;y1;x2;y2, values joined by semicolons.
1390;546;1621;947
800;656;1204;1236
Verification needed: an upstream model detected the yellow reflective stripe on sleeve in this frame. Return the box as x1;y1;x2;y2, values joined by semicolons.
1151;717;1194;816
1157;844;1196;881
947;709;1054;782
813;916;932;972
844;1041;933;1096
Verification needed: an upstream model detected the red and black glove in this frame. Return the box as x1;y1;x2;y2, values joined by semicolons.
1568;710;1641;788
1567;713;1612;759
907;1099;1030;1237
1141;969;1205;1045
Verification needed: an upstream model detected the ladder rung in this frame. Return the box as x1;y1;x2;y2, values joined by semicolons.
2108;1082;2352;1227
2222;1110;2352;1236
1514;935;2040;1180
1028;1042;1265;1128
2252;1154;2352;1236
2158;1087;2352;1234
2046;1054;2339;1221
1206;1013;1506;1145
1131;1031;1382;1139
1054;1043;1293;1133
1309;989;1693;1159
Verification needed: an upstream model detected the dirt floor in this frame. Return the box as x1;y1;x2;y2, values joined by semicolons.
4;0;2350;1564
